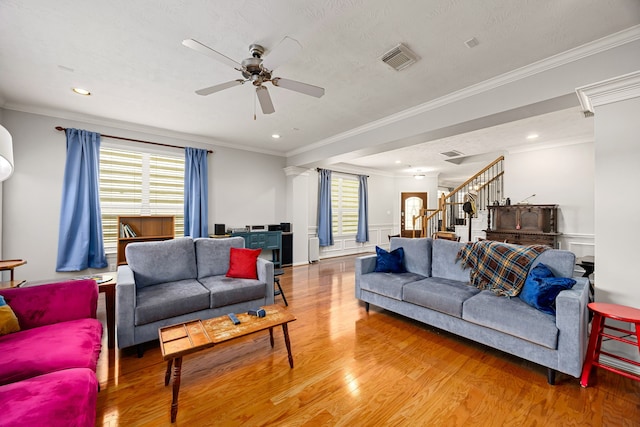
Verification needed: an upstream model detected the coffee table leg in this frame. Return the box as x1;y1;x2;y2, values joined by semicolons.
164;359;173;386
171;357;183;423
282;323;293;368
269;327;274;348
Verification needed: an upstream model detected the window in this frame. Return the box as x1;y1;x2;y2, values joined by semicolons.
331;175;359;235
99;146;185;251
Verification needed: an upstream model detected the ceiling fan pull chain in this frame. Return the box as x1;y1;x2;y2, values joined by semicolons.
254;89;257;121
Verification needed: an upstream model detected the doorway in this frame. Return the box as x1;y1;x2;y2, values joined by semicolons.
401;192;427;237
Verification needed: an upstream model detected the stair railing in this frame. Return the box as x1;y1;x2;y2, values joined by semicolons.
413;156;504;238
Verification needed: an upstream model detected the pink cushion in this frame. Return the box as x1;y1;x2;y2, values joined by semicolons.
0;318;102;386
0;368;98;427
0;280;98;329
226;247;261;279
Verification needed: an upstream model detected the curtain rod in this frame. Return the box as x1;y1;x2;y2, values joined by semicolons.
316;168;368;178
55;126;213;154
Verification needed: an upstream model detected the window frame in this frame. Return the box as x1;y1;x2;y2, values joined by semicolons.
331;174;359;236
99;141;185;252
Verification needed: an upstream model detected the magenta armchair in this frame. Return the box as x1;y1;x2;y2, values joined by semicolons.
0;280;103;427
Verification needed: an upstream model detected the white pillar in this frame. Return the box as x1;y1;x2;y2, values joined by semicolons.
284;166;310;265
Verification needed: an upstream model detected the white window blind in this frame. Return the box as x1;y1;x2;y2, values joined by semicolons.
331;175;359;235
99;146;185;250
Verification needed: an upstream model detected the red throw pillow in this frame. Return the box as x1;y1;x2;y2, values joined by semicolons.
226;247;261;279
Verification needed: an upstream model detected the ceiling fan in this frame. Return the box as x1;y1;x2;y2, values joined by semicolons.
182;36;325;115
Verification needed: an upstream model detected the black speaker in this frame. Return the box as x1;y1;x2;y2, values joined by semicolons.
214;224;225;235
280;222;291;232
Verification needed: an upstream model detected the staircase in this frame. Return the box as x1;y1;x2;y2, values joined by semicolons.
412;156;504;241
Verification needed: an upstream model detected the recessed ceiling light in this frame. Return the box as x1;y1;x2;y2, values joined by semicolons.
527;133;539;140
271;134;281;139
72;87;91;96
395;160;401;164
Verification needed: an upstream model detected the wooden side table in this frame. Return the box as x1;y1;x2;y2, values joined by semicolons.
98;277;116;349
0;259;27;289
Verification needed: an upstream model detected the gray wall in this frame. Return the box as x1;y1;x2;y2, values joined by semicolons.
0;108;286;281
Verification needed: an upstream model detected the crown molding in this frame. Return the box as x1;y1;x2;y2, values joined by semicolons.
576;70;640;112
1;102;285;157
287;25;640;158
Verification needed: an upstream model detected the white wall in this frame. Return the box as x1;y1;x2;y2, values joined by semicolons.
505;141;595;256
594;96;640;306
0;108;286;281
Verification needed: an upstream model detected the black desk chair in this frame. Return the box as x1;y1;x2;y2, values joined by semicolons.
274;268;288;306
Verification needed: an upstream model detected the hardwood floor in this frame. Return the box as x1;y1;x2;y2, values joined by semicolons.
95;255;640;426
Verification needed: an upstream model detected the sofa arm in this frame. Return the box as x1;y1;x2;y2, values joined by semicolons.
116;265;137;349
555;276;590;377
256;258;275;304
355;254;377;299
0;279;98;330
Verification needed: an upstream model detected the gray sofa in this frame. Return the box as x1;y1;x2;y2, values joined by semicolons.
355;237;590;384
117;236;274;353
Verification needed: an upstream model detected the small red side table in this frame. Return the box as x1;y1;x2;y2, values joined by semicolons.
580;302;640;387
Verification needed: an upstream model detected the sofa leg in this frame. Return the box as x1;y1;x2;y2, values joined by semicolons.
547;368;556;385
365;302;370;312
137;344;145;358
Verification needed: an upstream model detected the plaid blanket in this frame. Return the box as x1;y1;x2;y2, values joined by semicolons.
456;241;548;297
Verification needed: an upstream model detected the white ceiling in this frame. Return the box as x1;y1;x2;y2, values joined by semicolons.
1;0;638;181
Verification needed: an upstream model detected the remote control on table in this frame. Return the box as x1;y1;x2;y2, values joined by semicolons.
228;313;240;325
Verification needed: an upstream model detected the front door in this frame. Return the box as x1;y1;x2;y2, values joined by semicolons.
401;192;428;237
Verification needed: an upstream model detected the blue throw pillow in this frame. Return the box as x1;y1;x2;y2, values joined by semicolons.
374;246;406;273
520;263;576;315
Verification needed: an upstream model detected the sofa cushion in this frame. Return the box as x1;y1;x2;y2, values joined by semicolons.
135;279;210;326
359;271;426;300
126;237;198;288
520;263;576;315
198;275;267;308
431;239;470;282
226;247;261;279
390;237;432;277
374;246;406;273
403;277;481;318
462;291;559;349
195;237;245;278
0;318;102;386
0;368;98;427
531;249;576;278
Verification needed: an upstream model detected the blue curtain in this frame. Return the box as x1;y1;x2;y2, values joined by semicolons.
356;174;369;243
56;128;107;271
317;169;333;247
184;147;209;238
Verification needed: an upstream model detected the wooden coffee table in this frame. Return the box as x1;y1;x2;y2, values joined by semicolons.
159;304;296;422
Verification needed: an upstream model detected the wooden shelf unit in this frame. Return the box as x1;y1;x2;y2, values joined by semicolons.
117;215;175;265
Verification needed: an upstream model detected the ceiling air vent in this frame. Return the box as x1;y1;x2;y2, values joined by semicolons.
440;150;464;158
380;44;419;71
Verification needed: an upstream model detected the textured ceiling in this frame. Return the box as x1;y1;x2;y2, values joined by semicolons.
0;0;638;179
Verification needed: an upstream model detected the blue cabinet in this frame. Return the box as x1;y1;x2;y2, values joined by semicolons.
231;231;282;267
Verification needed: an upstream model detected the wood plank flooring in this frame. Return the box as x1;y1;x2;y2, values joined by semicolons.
95;254;640;426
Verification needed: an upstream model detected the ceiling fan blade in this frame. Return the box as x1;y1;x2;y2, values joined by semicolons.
256;86;275;114
195;80;244;96
262;36;302;71
272;78;325;98
182;39;241;70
